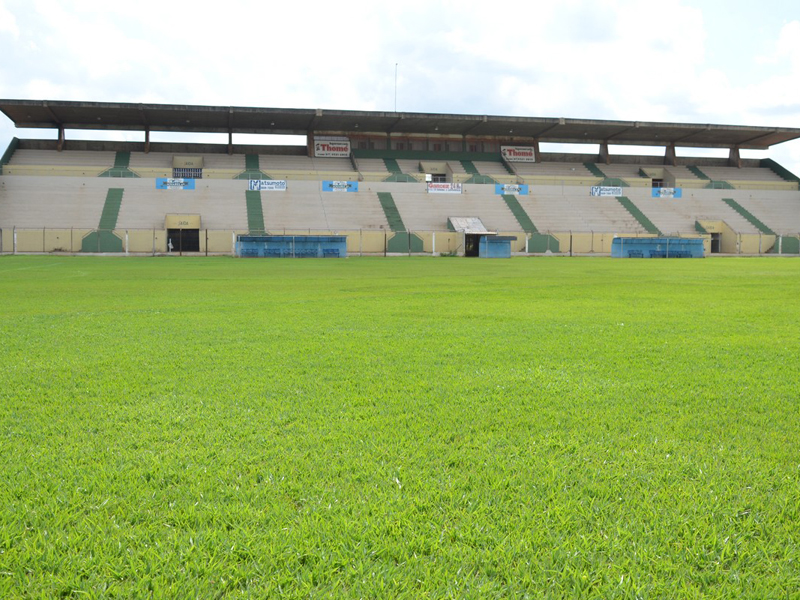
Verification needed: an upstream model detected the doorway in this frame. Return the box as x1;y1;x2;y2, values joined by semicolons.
167;228;200;253
465;234;481;257
710;233;721;254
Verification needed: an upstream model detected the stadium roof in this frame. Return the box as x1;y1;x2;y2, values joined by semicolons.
1;99;799;150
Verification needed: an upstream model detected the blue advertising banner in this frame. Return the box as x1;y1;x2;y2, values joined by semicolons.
322;180;358;192
495;184;529;195
156;178;196;190
652;187;683;198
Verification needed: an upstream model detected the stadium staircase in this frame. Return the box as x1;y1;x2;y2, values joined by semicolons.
616;196;662;235
721;198;775;235
0;137;19;175
586;162;628;187
382;158;417;182
761;158;800;184
81;188;125;252
377;192;423;252
235;154;271;180
461;160;496;184
245;190;266;233
687;165;710;181
99;151;138;178
501;194;559;252
688;165;733;190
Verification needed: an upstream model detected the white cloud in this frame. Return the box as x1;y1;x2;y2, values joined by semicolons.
2;0;800;173
0;0;19;38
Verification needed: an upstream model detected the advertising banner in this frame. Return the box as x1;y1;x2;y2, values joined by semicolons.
156;178;196;190
501;146;536;162
427;182;463;194
322;180;359;192
495;183;529;195
249;180;287;191
652;187;683;198
314;140;351;158
590;186;622;197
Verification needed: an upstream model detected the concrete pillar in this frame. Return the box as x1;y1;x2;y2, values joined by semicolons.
599;142;610;165
728;146;742;168
664;143;677;166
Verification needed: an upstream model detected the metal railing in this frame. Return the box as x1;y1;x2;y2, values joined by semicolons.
2;227;797;256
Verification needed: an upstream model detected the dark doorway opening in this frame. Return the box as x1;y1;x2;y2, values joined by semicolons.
167;229;200;253
652;178;664;188
465;234;481;257
710;232;721;254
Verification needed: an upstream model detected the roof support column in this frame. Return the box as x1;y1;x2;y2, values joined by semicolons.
56;125;65;152
664;143;677;166
728;146;741;168
599;142;610;165
533;139;541;163
227;107;234;155
144;127;150;154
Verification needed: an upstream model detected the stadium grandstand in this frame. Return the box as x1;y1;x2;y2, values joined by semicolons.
1;99;799;256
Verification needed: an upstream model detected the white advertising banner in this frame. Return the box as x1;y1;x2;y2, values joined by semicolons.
249;180;287;191
314;140;351;158
590;186;623;197
501;146;536;162
427;182;463;194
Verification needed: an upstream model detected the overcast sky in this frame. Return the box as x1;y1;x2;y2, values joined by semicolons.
2;0;800;172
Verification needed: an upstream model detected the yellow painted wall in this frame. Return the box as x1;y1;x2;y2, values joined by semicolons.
14;229;46;252
622;179;652;188
173;156;204;168
642;167;665;180
697;221;745;254
126;230;158;253
165;214;201;229
730;181;797;191
3;165;105;177
0;229;11;253
521;175;602;186
10;228;92;252
0;227;774;256
740;233;775;254
677;179;707;189
131;168;171;178
207;230;242;254
44;229;76;252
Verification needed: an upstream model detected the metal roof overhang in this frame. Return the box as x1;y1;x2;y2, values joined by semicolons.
1;99;799;150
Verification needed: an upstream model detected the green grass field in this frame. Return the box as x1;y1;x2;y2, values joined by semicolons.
1;255;799;598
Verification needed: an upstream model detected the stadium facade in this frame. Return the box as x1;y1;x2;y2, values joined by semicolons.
1;99;799;256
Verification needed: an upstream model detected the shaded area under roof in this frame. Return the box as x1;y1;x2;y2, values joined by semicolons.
1;99;799;150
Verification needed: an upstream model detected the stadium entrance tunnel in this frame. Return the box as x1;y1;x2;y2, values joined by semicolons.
167;229;200;253
465;234;481;257
711;233;721;253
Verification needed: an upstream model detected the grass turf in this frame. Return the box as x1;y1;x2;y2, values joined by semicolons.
0;255;798;598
